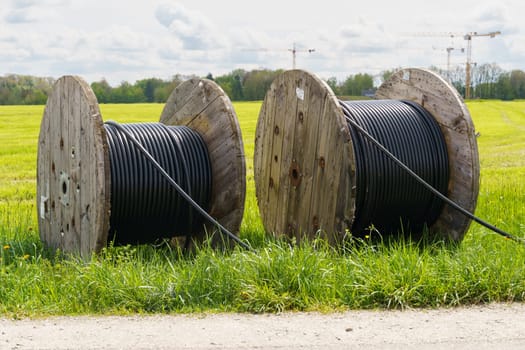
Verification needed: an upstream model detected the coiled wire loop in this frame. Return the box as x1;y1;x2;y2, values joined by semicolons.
104;122;212;244
340;100;449;237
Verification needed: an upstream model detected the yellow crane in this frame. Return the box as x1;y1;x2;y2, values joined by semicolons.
464;31;501;99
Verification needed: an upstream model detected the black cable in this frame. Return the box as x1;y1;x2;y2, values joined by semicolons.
341;100;449;237
104;121;251;250
340;101;525;244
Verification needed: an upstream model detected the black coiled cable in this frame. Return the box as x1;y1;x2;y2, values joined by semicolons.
104;122;212;245
340;100;449;237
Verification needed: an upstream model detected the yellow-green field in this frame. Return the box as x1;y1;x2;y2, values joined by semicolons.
0;100;524;315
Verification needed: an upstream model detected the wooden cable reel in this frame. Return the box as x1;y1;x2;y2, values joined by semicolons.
37;76;246;257
254;68;480;243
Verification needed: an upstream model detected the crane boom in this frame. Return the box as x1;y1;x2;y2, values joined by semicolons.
242;43;315;69
288;43;315;69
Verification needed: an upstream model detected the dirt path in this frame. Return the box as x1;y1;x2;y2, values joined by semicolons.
2;303;525;349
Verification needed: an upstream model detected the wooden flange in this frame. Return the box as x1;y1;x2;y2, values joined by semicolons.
37;76;246;257
37;76;110;258
254;69;355;243
376;68;480;241
160;78;246;245
254;68;479;243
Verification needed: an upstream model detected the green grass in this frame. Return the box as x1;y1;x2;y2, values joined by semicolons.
0;100;524;316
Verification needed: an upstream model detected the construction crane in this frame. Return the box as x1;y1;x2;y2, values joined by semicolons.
289;43;315;69
242;43;315;69
464;31;501;99
409;31;501;98
433;46;465;81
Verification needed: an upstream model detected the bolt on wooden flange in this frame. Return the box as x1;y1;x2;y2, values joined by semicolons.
37;76;246;258
254;68;479;243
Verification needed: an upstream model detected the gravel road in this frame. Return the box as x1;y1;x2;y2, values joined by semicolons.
2;303;525;349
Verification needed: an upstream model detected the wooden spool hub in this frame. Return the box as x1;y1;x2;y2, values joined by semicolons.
37;76;245;258
254;68;479;243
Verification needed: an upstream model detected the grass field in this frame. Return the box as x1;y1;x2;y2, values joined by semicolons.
0;99;524;316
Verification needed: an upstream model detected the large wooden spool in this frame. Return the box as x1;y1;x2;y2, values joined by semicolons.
37;76;245;257
254;68;479;243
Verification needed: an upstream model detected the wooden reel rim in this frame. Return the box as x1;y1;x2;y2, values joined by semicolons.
160;78;246;241
376;68;480;241
254;69;355;242
37;76;110;258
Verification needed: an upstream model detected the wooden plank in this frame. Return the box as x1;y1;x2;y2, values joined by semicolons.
37;80;57;250
84;79;110;255
287;72;326;239
287;74;316;238
331;106;354;242
62;77;80;254
256;80;282;235
276;73;299;238
49;77;63;251
79;84;92;257
254;84;276;235
314;94;342;239
266;75;288;236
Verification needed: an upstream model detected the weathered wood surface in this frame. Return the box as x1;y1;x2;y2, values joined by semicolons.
37;76;110;258
254;70;355;242
160;79;246;243
376;68;480;241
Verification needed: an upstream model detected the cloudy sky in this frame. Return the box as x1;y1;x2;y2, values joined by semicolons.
0;0;523;85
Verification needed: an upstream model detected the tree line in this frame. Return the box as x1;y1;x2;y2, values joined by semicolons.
2;64;525;105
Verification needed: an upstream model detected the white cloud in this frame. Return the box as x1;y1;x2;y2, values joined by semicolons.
1;0;525;84
9;0;39;9
4;0;68;23
336;18;398;56
470;4;516;35
155;3;227;50
4;9;36;23
96;26;152;53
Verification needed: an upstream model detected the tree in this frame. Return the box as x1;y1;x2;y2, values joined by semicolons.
242;69;283;101
325;77;340;95
110;81;146;103
341;73;374;96
0;74;54;105
495;72;513;100
214;69;246;101
136;78;164;103
231;74;244;100
510;70;525;99
214;74;233;98
91;79;112;103
153;75;184;102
